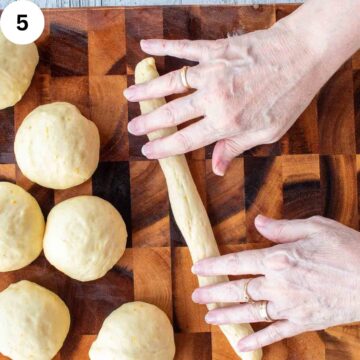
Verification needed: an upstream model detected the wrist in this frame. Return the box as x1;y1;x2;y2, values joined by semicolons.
276;0;360;77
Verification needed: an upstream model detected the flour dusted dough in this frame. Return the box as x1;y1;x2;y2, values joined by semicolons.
44;195;127;281
135;58;262;360
0;30;39;109
14;102;100;190
89;301;175;360
0;182;44;272
0;280;70;360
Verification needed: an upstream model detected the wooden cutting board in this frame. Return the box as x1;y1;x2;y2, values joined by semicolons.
0;4;360;360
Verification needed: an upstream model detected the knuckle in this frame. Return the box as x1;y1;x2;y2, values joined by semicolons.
213;60;230;73
288;247;304;265
309;215;323;222
222;114;240;131
264;247;297;271
274;222;288;240
248;303;260;319
226;282;243;301
308;215;330;227
174;132;192;152
267;301;281;321
201;47;211;62
265;127;283;143
187;96;197;114
217;87;234;102
205;41;219;60
305;216;328;233
227;253;242;268
252;336;264;350
247;278;262;301
160;40;167;50
266;324;283;342
224;139;243;157
308;215;325;225
167;71;180;90
295;308;313;323
204;39;228;60
178;39;191;51
162;105;177;126
222;253;245;274
201;91;212;105
216;38;229;54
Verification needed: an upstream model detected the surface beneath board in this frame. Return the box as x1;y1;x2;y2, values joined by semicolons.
0;5;360;360
0;1;304;9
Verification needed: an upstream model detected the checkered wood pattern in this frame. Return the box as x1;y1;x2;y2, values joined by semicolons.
0;5;360;360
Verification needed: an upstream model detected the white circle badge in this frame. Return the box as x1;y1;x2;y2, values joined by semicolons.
0;0;45;45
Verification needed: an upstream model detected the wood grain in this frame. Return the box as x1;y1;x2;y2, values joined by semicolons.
175;333;212;360
0;164;15;182
280;98;319;155
206;158;246;244
323;325;360;360
354;69;360;153
88;9;126;76
0;5;358;360
282;154;322;219
0;108;14;164
320;155;358;230
173;247;209;333
130;161;170;247
133;247;173;319
244;156;283;243
89;75;129;160
318;61;356;155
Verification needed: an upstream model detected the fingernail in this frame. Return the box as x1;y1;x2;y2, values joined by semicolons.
140;39;151;49
123;86;135;100
141;144;151;157
191;262;202;275
213;165;225;177
191;290;200;302
214;161;227;176
237;342;251;352
127;121;137;134
255;214;269;227
205;313;216;324
214;160;229;176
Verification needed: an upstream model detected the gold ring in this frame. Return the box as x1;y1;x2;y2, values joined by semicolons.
243;278;255;303
257;300;274;322
180;66;191;89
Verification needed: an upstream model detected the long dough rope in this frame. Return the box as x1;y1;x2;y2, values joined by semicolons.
135;57;262;360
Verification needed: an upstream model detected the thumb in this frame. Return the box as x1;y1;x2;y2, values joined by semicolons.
212;137;247;176
255;215;314;243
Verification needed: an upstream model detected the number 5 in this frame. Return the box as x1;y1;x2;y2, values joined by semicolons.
17;14;28;31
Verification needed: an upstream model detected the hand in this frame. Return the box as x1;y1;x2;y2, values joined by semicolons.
191;215;360;352
124;20;328;175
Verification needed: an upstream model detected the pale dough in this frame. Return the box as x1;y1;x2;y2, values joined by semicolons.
0;30;39;109
0;182;44;272
14;102;100;190
89;301;175;360
43;195;127;282
135;58;262;360
0;280;70;360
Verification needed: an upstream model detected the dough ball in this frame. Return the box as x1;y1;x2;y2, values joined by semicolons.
89;301;175;360
0;182;44;272
0;280;70;360
0;30;39;110
44;196;127;281
14;102;100;190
